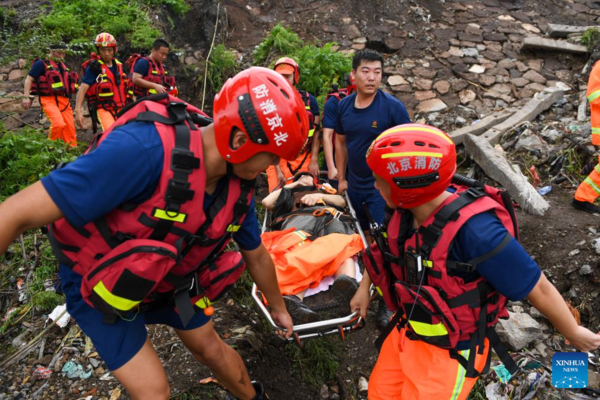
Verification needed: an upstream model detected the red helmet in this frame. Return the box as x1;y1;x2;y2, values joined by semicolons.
366;124;456;209
346;71;356;94
94;32;117;52
274;57;300;85
213;67;309;164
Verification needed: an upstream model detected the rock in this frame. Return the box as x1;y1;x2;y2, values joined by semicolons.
433;80;450;94
448;47;464;57
384;37;405;52
413;67;437;79
184;56;198;65
417;99;447;113
320;384;329;399
459;89;476;104
489;83;512;95
497;59;516;70
580;265;593;276
593;238;600;255
523;70;547;84
479;75;496;86
568;249;580;257
390;84;412;93
351;43;365;50
496;311;544;351
388;75;408;86
414;91;436;101
353;37;367;44
521;23;541;33
484;33;508;42
511;77;529;87
413;78;433;91
345;25;361;39
468;64;485;74
449;110;515;144
8;69;24;81
525;83;547;92
482;50;504;62
450;79;469;92
18;59;27;68
462;48;479;57
358;377;369;393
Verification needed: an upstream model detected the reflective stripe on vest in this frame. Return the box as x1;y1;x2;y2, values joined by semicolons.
94;281;141;311
153;208;187;223
588;89;600;103
408;319;449;337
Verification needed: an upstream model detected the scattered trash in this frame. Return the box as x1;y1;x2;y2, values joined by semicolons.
569;249;580;256
485;381;508;400
492;364;513;383
593;238;600;255
61;361;93;379
48;304;71;328
109;387;122;400
528;165;541;188
32;366;52;380
358;376;368;393
2;307;19;322
537;186;552;196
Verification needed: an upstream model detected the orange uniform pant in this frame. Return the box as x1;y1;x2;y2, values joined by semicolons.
97;108;117;132
266;151;312;192
369;326;489;400
40;96;77;147
575;155;600;203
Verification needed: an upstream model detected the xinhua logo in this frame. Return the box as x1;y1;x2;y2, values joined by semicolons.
552;352;588;389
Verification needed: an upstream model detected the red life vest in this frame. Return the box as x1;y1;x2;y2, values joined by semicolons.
283;89;316;175
81;55;128;113
30;59;79;96
363;178;520;378
125;54;177;99
48;94;254;326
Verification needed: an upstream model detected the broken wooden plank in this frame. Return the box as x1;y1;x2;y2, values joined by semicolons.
464;134;550;216
448;110;515;145
547;24;600;39
480;88;564;145
521;36;589;54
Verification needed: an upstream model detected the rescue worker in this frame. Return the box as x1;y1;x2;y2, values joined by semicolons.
572;49;600;213
266;57;321;191
322;72;356;186
130;38;177;99
0;67;309;400
335;49;410;329
23;43;79;147
75;33;128;133
350;124;600;400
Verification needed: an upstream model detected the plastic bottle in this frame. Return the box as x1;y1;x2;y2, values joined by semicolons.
538;186;552;196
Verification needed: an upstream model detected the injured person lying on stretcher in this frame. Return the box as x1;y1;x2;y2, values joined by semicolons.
261;172;364;325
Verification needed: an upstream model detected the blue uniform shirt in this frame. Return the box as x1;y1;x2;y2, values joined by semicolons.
133;58;151;76
335;90;411;191
28;59;46;79
41;121;261;251
307;93;320;119
322;96;340;129
82;62;118;86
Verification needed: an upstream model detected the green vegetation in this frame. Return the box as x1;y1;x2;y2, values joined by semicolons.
582;28;600;52
285;337;345;387
0;0;189;64
206;44;240;94
0;124;84;201
253;23;352;107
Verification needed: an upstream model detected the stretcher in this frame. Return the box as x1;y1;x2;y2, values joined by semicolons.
252;191;373;344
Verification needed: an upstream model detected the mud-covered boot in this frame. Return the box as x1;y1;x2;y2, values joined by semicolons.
283;295;319;324
376;297;394;329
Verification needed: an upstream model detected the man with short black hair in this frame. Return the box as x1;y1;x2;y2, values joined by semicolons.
130;38;177;99
335;49;411;328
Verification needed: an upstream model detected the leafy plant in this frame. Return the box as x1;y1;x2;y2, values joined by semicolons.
253;24;352;107
582;28;600;52
0;0;190;64
207;44;240;93
0;124;84;201
253;23;303;64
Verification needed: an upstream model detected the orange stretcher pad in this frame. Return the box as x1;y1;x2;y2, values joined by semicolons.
261;228;364;295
